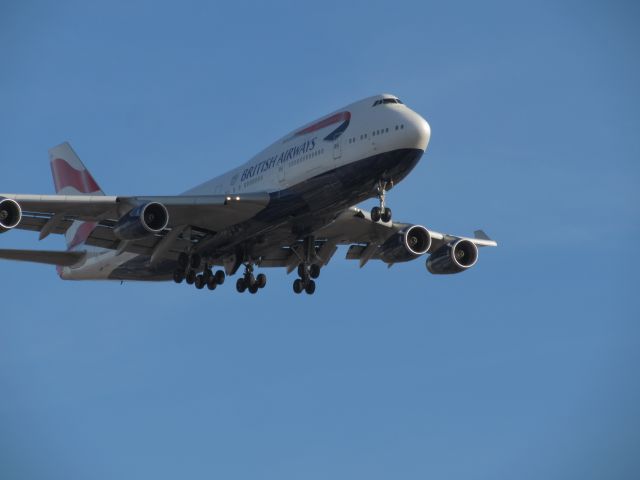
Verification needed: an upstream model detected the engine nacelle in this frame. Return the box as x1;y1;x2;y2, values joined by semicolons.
0;197;22;233
378;225;432;263
426;238;478;274
113;202;169;240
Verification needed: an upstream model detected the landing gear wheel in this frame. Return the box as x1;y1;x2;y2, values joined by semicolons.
195;275;205;289
207;276;217;290
305;279;316;295
381;207;392;223
297;263;307;278
248;284;259;294
256;273;267;289
190;254;201;270
293;278;303;294
186;270;196;285
309;264;320;279
173;269;185;284
202;268;212;282
371;206;381;222
236;277;247;293
214;270;226;285
178;253;189;269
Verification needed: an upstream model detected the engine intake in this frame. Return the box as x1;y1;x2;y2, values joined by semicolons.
378;225;432;263
426;238;478;274
0;197;22;233
113;202;169;240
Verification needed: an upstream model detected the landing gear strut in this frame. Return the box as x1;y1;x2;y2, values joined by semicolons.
371;179;393;223
292;236;320;295
236;264;267;294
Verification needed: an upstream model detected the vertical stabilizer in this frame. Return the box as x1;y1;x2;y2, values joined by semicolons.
49;142;105;249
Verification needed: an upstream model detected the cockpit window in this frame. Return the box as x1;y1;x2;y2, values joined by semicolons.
372;98;403;107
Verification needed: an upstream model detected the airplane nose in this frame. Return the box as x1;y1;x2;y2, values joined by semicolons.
406;113;431;151
417;117;431;151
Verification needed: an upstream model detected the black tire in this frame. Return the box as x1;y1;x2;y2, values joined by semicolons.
207;276;217;290
190;254;201;270
195;275;205;289
178;252;189;269
305;279;316;295
297;263;307;278
248;284;259;294
173;269;185;284
245;273;255;287
202;268;212;282
371;206;381;222
309;264;320;279
214;270;226;285
381;207;392;223
293;278;303;294
186;270;196;285
236;277;246;293
256;273;267;289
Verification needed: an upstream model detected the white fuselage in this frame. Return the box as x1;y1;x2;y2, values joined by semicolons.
60;94;431;280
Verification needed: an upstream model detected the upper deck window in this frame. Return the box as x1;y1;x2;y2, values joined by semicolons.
372;98;403;107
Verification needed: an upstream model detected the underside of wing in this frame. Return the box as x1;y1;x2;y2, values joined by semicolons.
0;248;85;266
310;206;497;273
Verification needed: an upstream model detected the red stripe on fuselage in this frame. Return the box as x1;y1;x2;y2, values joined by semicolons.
51;158;101;194
295;111;351;136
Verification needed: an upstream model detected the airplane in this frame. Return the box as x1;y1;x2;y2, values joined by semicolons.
0;94;497;295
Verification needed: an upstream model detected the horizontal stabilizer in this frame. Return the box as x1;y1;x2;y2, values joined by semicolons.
0;248;85;266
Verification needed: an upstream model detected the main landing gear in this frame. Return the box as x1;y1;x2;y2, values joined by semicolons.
173;252;226;291
293;262;320;295
291;235;321;295
371;179;393;223
236;264;267;294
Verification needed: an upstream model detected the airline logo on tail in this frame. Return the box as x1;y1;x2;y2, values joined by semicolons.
48;142;105;254
51;157;101;194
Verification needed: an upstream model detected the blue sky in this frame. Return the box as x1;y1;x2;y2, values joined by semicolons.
1;1;639;478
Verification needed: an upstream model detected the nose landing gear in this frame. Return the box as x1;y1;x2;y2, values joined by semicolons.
371;180;393;223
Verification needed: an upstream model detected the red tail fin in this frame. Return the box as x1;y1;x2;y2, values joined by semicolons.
48;142;105;249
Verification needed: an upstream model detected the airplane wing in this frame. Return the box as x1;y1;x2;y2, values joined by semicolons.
0;192;270;260
0;248;85;266
1;193;270;228
255;206;497;272
318;206;495;247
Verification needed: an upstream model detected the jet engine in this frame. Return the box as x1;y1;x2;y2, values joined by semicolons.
426;238;478;274
113;202;169;240
378;225;432;263
0;197;22;233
